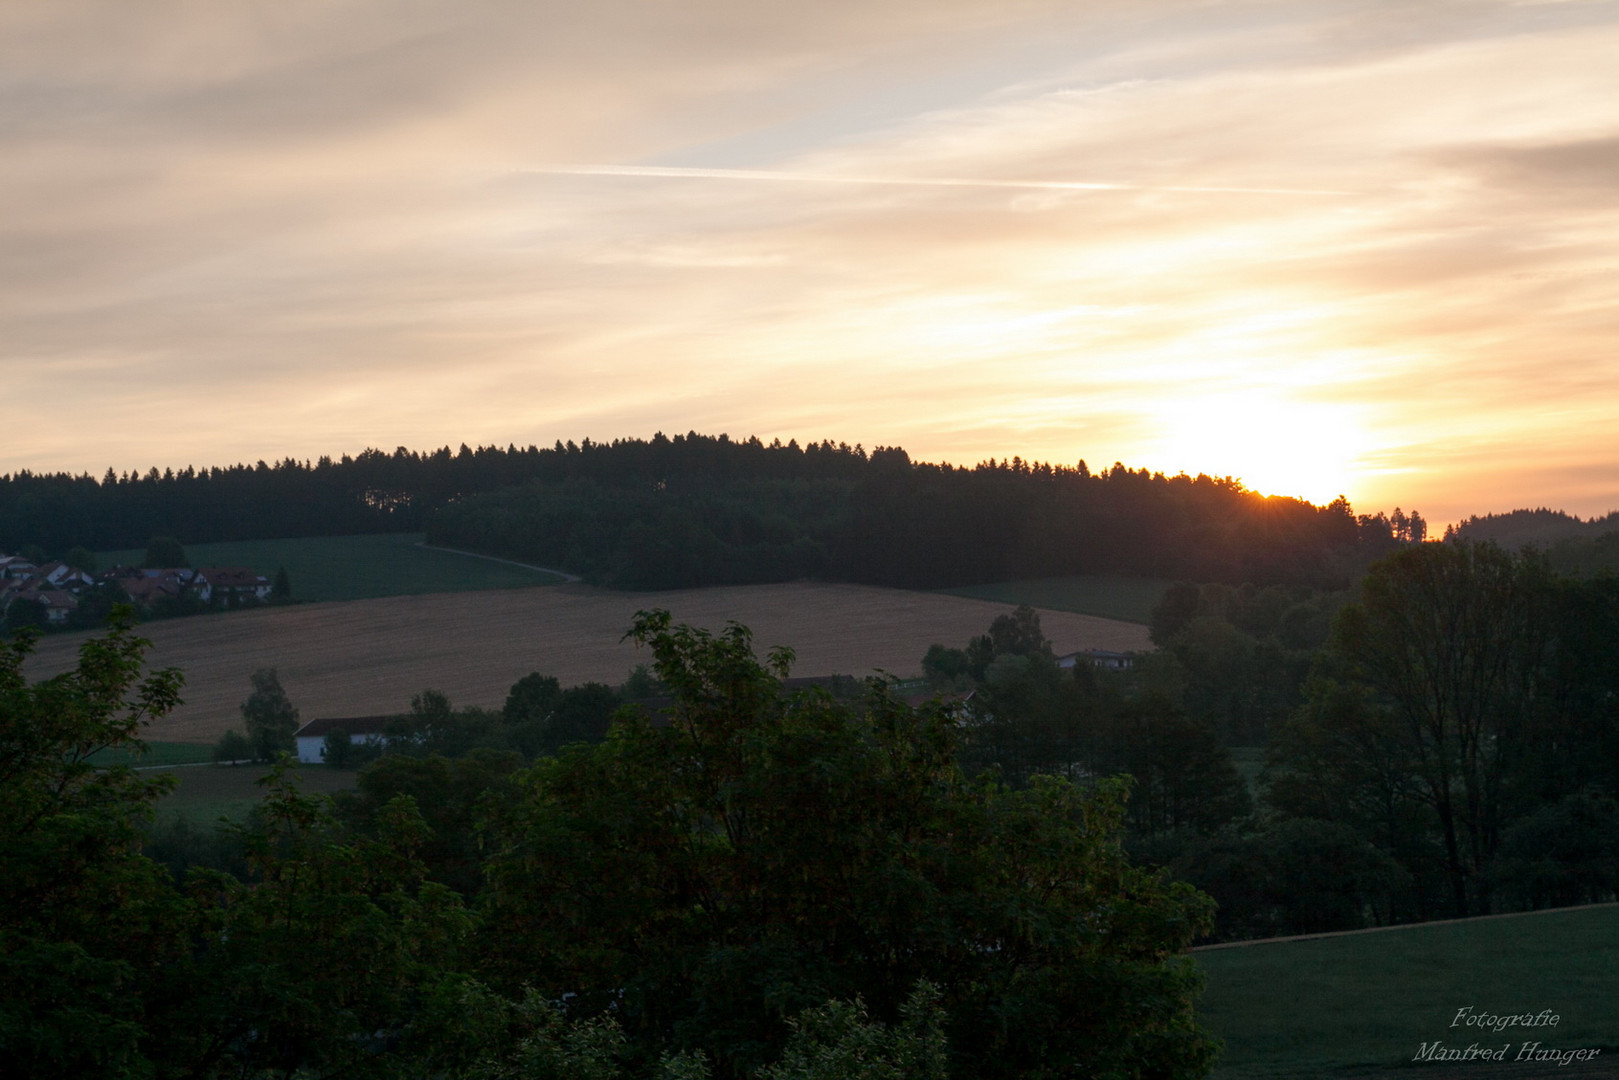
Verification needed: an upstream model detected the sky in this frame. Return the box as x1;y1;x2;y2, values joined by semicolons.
3;0;1618;525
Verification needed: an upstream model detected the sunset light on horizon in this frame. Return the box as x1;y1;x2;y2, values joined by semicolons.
5;1;1619;526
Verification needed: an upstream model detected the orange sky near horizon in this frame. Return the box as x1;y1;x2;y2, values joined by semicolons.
4;1;1619;528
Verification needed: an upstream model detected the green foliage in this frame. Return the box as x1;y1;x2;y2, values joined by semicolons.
212;728;252;763
1148;582;1339;743
270;564;292;601
1322;541;1550;916
476;994;630;1080
240;666;299;761
500;672;623;757
1489;789;1619;910
181;764;481;1078
505;672;562;723
1165;819;1409;940
338;749;523;895
1262;543;1619;923
757;983;949;1080
921;643;971;688
64;544;97;573
0;609;185;1077
1093;697;1252;838
142;535;186;568
934;607;1250;838
323;727;355;767
621;662;663;699
481;609;1217;1080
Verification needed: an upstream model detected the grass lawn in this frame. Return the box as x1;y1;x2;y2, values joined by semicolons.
96;532;566;603
89;740;215;768
1196;904;1619;1077
152;761;361;824
935;575;1171;625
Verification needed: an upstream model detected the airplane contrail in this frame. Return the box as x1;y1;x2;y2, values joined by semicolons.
524;164;1351;197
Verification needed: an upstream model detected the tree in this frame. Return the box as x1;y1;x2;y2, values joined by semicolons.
241;667;299;761
541;683;620;753
322;728;354;768
0;609;187;1076
65;545;98;573
1489;789;1619;910
142;536;186;569
920;644;971;689
621;663;662;699
1328;541;1551;915
1093;695;1251;837
180;765;481;1078
964;604;1051;680
481;610;1216;1080
757;983;948;1080
270;566;292;602
504;673;561;725
213;728;252;764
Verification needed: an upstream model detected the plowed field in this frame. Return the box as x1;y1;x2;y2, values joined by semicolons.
23;582;1151;742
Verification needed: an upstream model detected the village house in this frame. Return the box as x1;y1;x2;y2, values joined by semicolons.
35;562;96;589
20;588;82;625
114;573;192;606
0;555;38;579
0;549;273;627
194;567;272;604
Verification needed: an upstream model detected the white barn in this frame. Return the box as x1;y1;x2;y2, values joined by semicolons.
293;716;398;764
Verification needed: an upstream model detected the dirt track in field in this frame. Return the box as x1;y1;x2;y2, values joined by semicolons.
23;582;1152;743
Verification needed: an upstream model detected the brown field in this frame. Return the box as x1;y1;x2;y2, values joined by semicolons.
22;582;1152;743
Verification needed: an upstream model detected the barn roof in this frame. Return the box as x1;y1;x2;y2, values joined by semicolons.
294;715;399;739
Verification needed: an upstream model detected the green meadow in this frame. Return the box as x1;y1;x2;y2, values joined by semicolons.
150;760;360;824
1196;905;1619;1077
935;574;1171;625
90;740;216;769
95;532;566;603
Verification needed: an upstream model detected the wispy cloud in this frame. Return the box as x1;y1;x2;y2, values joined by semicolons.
3;1;1619;524
524;164;1354;196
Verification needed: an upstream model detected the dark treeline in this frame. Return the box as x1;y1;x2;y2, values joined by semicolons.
4;432;1417;589
424;434;1420;589
0;444;539;552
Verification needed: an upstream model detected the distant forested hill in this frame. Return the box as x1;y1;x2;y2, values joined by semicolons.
1448;508;1619;578
2;433;1416;589
1447;507;1619;548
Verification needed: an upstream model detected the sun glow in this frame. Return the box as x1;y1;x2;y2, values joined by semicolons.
1146;393;1367;505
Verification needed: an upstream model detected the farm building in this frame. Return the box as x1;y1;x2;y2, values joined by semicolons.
1056;649;1135;671
293;715;398;763
195;566;272;603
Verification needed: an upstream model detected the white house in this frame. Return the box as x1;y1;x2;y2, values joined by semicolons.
1056;649;1136;671
195;566;272;603
36;562;95;589
293;715;398;763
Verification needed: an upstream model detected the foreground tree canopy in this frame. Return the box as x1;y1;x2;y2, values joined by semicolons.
1;608;1218;1079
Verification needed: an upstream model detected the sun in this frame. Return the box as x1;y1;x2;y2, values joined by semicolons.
1146;393;1366;505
